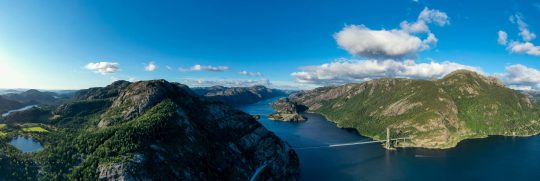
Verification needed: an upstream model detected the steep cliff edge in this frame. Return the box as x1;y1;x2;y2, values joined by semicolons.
268;98;307;122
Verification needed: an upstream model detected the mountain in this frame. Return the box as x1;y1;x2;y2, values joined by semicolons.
192;85;287;106
0;96;23;114
281;70;540;149
21;80;299;180
1;106;51;124
0;89;26;95
2;89;60;105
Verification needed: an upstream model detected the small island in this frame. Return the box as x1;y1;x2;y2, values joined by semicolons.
268;98;307;122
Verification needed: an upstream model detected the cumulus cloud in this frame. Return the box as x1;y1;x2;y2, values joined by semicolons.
182;64;230;72
144;62;157;71
239;70;263;77
335;7;448;59
335;26;425;59
85;62;119;75
498;30;508;45
507;42;540;56
291;58;481;85
498;64;540;90
500;13;539;56
181;78;270;87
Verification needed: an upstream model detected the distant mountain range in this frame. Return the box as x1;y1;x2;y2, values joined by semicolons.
192;85;287;106
0;89;70;114
279;70;540;149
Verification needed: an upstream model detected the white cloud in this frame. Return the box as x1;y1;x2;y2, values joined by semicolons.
182;64;230;72
144;62;157;71
400;20;429;33
85;62;119;75
499;64;540;90
181;78;270;87
499;13;539;56
508;42;540;56
510;14;536;41
291;58;481;85
335;7;448;59
400;7;449;33
165;65;172;70
417;7;449;26
498;30;508;45
239;70;263;77
335;26;424;59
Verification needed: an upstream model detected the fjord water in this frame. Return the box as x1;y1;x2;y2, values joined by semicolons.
239;97;540;181
9;135;43;153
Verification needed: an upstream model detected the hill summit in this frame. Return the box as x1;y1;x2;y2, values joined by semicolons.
284;70;540;148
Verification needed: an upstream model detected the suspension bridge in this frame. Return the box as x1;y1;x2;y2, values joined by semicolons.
294;128;411;150
250;128;411;180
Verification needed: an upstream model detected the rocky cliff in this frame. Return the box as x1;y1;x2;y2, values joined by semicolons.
268;98;307;122
282;70;540;149
192;85;286;106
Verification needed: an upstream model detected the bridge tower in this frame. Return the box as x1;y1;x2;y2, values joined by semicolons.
385;127;391;149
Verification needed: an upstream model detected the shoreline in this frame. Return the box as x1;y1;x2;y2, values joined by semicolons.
303;111;540;150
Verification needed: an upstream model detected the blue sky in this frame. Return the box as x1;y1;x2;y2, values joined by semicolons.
0;0;539;90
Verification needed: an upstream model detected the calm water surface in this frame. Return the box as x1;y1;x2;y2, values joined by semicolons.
239;97;540;181
8;135;44;153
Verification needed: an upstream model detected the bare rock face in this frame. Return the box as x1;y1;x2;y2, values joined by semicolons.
97;163;135;181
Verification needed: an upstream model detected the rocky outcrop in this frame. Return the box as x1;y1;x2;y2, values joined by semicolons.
63;80;299;180
192;85;286;106
98;80;197;127
268;98;307;122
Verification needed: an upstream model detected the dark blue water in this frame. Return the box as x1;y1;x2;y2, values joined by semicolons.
239;97;540;181
8;135;44;153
